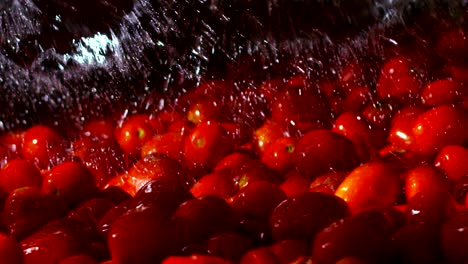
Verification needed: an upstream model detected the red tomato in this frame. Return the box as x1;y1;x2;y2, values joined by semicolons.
252;121;285;154
261;137;296;174
333;112;377;162
3;186;67;240
404;164;449;201
342;86;372;113
271;76;330;125
187;99;223;124
214;152;253;173
387;106;426;149
115;114;160;157
411;105;466;157
172;196;238;244
21;125;64;169
421;79;464;106
21;230;80;264
279;170;310;198
109;154;190;197
312;210;394;263
190;171;235;199
293;130;360;179
0;159;42;193
310;171;347;195
42;161;98;206
0;131;23;156
141;132;184;160
335;162;401;213
377;56;425;103
231;181;286;220
184;122;234;169
108;207;178;264
434;145;468;182
270;192;350;242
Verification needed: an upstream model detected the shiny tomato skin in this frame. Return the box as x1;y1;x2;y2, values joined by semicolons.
252;121;285;154
377;56;425;103
230;160;283;191
362;102;396;130
108;207;178;264
115;114;158;157
21;125;64;169
42;161;98;207
214;152;253;173
387;106;426;149
141;132;185;161
187;99;223;125
184;122;234;170
21;230;80;264
190;171;235;199
333;112;377;162
379;145;432;171
421;79;464;106
260;137;296;174
312;210;394;264
109;154;191;197
335;162;401;213
310;171;347;195
173;195;238;244
97;201;132;239
434;145;468;182
411;105;466;157
406;190;458;227
404;164;450;201
3;186;68;240
0;159;42;193
132;178;194;218
270;192;350;242
231;181;286;220
293;129;360;179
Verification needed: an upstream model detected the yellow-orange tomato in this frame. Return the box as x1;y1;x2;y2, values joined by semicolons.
404;164;449;201
335;162;401;213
